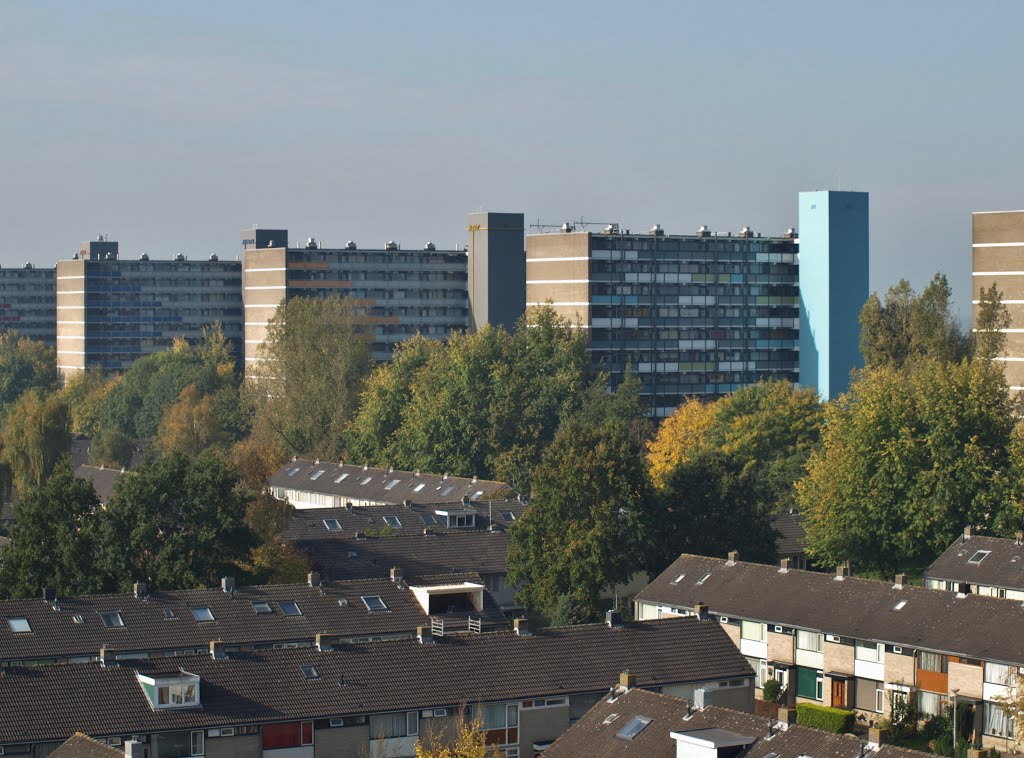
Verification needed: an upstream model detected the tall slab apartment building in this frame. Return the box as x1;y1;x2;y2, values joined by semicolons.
241;213;524;366
973;210;1024;392
0;263;56;347
56;238;243;375
527;223;801;417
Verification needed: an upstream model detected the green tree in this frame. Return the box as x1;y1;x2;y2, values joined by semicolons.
0;459;100;598
246;296;373;458
507;408;655;618
0;334;56;408
798;359;1012;573
973;284;1011;362
59;368;114;437
859;274;969;370
548;593;598;626
88;427;135;468
93;450;256;591
0;389;70;491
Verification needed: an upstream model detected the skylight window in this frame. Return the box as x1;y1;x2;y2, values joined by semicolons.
969;550;991;564
100;612;125;628
252;601;272;614
73;614;84;624
334;473;350;483
7;617;31;634
501;510;516;522
471;490;484;501
413;483;426;492
383;515;402;528
696;573;711;585
893;599;908;611
310;470;325;480
359;476;372;486
191;607;215;622
672;573;686;584
440;485;455;497
163;609;176;620
287;468;300;477
362;595;388;612
323;518;342;532
384;479;401;490
420;514;438;525
301;665;319;680
281;601;302;617
616;716;652;740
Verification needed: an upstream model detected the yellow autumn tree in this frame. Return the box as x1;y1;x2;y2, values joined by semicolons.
414;711;495;758
156;384;227;454
646;398;715;487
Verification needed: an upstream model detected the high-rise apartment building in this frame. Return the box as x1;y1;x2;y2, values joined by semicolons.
242;213;524;367
526;223;800;417
56;238;243;376
973;210;1024;392
0;263;56;346
798;191;869;401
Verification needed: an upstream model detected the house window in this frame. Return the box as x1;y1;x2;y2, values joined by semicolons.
359;477;372;485
855;641;882;663
985;662;1013;685
191;731;204;756
919;652;947;673
741;621;765;642
369;712;417;740
854;678;884;713
280;601;302;617
6;618;31;634
796;667;823;701
362;596;388;611
100;612;125;628
746;657;768;688
984;702;1015;738
157;682;199;707
796;630;823;653
191;607;215;622
918;690;947;717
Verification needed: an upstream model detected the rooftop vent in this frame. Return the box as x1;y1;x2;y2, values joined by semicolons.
560;222;574;233
697;225;711;237
784;227;797;239
208;253;219;261
305;237;318;250
104;253;115;260
424;241;436;250
650;224;665;236
133;582;148;600
603;224;619;234
23;262;33;269
345;241;357;250
739;226;755;238
385;241;399;251
139;253;149;261
174;253;185;262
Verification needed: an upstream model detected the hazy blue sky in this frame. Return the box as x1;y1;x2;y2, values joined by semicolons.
3;1;1021;321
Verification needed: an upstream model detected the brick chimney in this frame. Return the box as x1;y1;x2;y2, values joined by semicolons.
727;550;739;564
99;646;110;668
133;581;148;600
606;609;623;628
221;576;235;593
835;563;849;580
894;573;906;589
390;566;403;582
693;602;709;620
963;525;973;541
514;617;531;636
307;571;321;589
124;741;147;758
316;633;333;652
620;671;637;690
210;640;226;660
777;706;796;725
779;558;791;573
417;625;434;644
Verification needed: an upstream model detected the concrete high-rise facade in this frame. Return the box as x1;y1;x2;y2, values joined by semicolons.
56;238;243;376
467;212;525;331
798;191;869;401
972;210;1024;392
0;264;56;346
527;223;800;417
242;213;525;368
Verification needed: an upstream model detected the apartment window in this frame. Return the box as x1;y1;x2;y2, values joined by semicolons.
985;662;1013;686
796;630;823;653
100;612;125;628
855;641;882;663
919;652;948;673
741;621;765;642
280;601;302;617
796;667;823;701
984;702;1015;739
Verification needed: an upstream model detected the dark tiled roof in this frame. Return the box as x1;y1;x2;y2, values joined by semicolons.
270;459;514;506
636;553;1024;665
744;726;863;758
281;501;525;540
50;733;122;758
292;531;511;581
769;512;806;557
923;534;1024;592
0;617;753;745
546;688;768;758
74;465;125;503
0;576;505;663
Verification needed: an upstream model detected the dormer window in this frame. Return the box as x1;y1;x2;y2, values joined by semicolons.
7;617;31;634
100;612;125;628
137;672;201;710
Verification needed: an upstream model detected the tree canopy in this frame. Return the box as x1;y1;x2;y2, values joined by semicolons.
0;389;70;492
0;334;56;408
245;297;374;459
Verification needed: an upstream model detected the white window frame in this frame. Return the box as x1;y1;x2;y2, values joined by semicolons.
796;630;823;653
741;621;765;642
